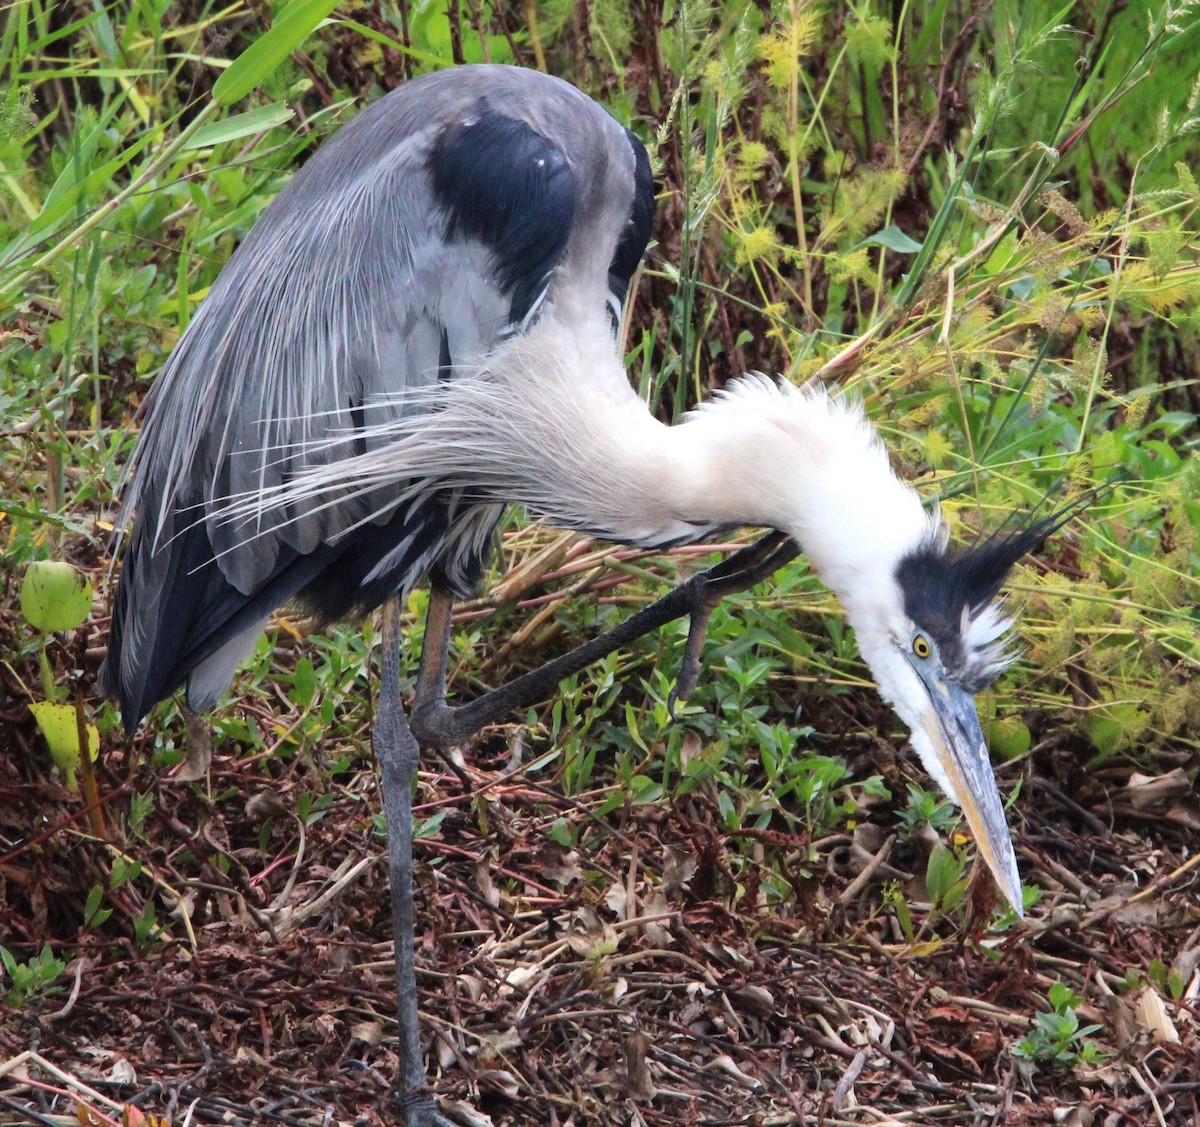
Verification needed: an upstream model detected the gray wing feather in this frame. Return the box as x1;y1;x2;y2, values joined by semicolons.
105;65;644;722
129;118;503;596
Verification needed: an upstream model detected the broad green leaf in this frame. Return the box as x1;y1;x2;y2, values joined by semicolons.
414;810;448;839
186;103;295;149
925;844;967;908
1048;981;1079;1011
21;561;92;633
213;0;342;105
989;716;1032;760
629;775;663;805
290;656;316;709
857;225;923;254
30;702;99;792
892;892;914;942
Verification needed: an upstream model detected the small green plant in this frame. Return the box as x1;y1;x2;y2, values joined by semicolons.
132;902;162;953
989;883;1045;933
884;882;917;943
924;843;970;917
296;790;334;826
128;792;155;838
20;560;99;791
1013;982;1107;1068
1126;958;1190;1002
83;884;112;930
786;753;857;838
1;944;66;1008
897;783;958;841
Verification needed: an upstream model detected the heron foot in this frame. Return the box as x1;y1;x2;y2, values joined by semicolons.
396;1091;459;1127
667;605;712;718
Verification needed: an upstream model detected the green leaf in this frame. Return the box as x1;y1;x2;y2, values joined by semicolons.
892;890;914;942
1048;981;1079;1012
980;230;1021;276
624;702;649;753
856;225;923;254
717;789;736;826
414;810;447;839
213;0;343;105
925;844;967;907
21;561;92;633
861;775;890;799
185;103;295;149
628;775;662;805
83;884;112;928
29;702;99;792
290;657;316;709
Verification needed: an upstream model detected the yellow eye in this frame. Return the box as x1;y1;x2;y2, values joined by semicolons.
912;634;932;659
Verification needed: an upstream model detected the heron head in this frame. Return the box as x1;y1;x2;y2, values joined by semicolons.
844;505;1085;916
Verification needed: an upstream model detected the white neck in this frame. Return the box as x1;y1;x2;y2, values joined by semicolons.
666;378;935;598
479;310;939;629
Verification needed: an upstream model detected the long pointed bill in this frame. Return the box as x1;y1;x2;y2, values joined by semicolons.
912;670;1024;916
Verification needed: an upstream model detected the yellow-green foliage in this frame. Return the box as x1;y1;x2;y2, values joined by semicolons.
1069;334;1108;394
843;9;894;67
826;247;871;284
735;141;771;185
1145;219;1190;280
818;167;908;249
921;428;954;469
736;224;782;264
757;4;822;90
1179;453;1200;504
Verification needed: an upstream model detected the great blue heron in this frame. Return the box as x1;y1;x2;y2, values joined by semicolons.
103;64;1074;1126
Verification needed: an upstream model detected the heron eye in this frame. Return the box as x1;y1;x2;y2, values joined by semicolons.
912;634;932;659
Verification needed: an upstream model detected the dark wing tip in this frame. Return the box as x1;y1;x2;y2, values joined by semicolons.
608;129;654;302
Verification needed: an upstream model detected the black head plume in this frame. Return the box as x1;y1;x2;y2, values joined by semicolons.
896;489;1102;691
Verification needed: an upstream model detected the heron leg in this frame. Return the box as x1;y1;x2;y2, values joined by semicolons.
410;531;800;748
414;585;455;709
376;597;455;1127
669;530;800;713
393;536;798;1120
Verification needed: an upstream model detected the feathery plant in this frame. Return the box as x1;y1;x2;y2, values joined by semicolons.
647;0;1200;774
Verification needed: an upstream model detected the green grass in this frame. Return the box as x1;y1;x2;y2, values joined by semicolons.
2;0;1198;1042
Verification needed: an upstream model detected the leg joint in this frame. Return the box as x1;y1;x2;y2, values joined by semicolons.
409;700;460;750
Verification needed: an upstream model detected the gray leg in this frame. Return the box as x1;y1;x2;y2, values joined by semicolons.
668;531;797;713
410;531;801;748
414;586;454;709
385;534;800;1121
376;597;455;1127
